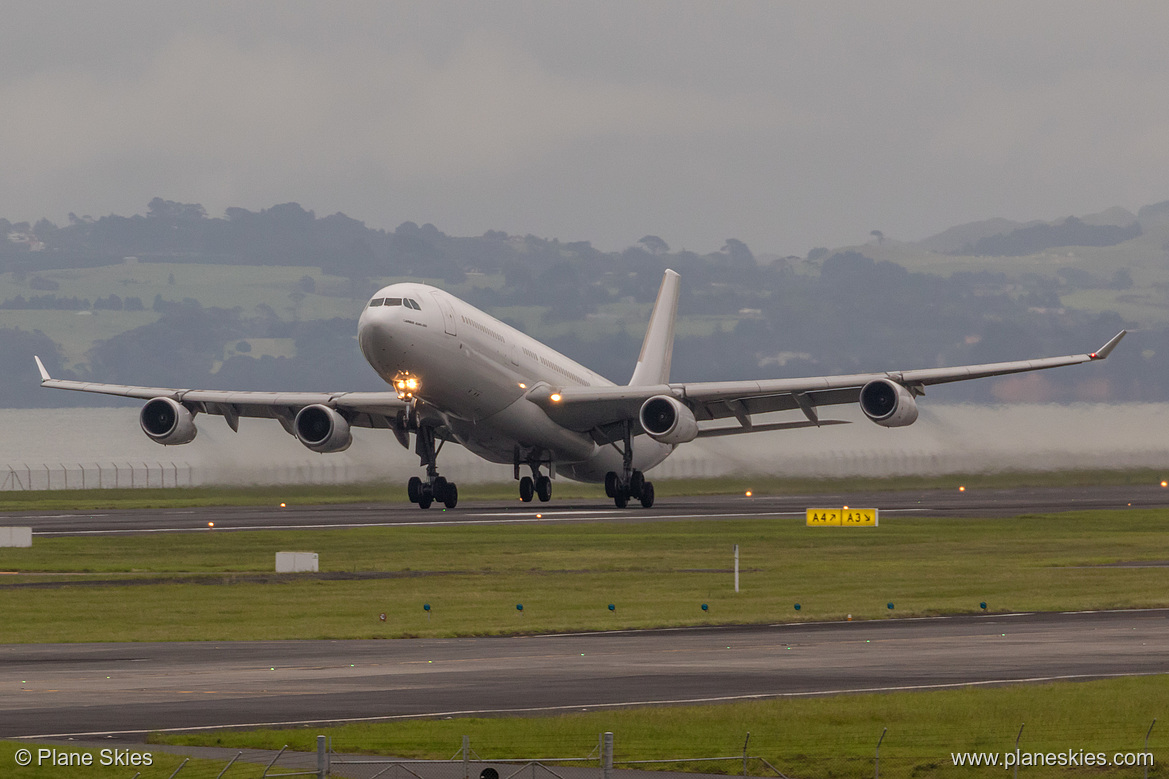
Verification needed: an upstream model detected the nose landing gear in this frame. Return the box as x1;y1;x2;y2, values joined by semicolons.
407;425;458;509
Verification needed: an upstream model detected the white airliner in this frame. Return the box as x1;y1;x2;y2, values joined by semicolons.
36;269;1125;509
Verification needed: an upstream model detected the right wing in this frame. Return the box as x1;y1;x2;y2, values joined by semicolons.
34;356;407;434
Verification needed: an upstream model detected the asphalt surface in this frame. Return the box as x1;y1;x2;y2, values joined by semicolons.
9;483;1169;536
5;609;1169;739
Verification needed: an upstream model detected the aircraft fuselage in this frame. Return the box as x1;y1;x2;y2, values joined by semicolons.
358;282;673;482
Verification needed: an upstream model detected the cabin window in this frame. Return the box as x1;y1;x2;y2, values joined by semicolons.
368;298;385;307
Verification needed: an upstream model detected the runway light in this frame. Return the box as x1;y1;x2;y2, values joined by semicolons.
279;503;286;508
608;604;616;611
842;505;849;510
745;490;752;497
536;514;542;519
1161;481;1167;488
959;486;966;492
207;522;214;528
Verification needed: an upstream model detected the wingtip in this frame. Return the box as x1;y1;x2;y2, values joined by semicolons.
1090;330;1126;360
34;355;51;382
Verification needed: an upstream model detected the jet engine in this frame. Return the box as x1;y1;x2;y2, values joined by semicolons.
859;378;919;428
294;404;352;453
139;397;198;445
639;395;699;444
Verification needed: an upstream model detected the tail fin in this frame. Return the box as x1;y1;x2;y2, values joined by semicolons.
629;269;680;386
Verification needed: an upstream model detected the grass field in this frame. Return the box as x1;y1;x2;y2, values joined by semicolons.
151;675;1169;778
3;504;1169;643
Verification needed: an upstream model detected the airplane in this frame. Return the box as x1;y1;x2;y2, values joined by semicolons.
35;269;1126;510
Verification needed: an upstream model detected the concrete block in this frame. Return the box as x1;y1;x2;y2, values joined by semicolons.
276;551;318;573
0;527;32;547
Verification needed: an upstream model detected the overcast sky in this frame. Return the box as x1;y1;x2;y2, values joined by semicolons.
3;2;1168;255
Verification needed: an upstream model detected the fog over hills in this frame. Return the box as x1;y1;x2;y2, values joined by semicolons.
1;197;1166;409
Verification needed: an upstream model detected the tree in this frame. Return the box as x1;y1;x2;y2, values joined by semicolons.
638;235;670;255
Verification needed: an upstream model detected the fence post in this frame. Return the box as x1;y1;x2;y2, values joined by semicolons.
317;735;326;779
742;732;750;777
602;732;613;779
464;735;470;779
875;727;886;779
1145;719;1156;779
1013;724;1024;779
734;544;740;593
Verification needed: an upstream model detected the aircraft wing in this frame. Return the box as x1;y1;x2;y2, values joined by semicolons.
33;357;407;432
527;330;1127;443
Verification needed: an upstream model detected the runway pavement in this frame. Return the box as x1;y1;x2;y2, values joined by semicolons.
5;609;1169;739
9;483;1169;536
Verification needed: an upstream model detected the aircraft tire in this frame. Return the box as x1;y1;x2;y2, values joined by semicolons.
639;482;654;508
519;476;534;502
604;472;618;498
443;483;458;509
629;470;645;500
535;475;552;502
614;490;628;509
407;476;423;503
418;488;433;510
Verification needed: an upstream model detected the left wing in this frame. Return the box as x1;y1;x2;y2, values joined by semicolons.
34;356;407;434
526;330;1127;443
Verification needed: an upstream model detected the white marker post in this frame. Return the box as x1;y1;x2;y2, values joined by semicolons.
734;544;739;593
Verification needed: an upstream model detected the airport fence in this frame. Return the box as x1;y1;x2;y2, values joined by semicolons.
137;723;1164;779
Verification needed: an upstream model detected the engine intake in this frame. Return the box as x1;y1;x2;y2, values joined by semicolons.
859;379;919;428
294;404;352;453
140;397;198;445
639;395;699;444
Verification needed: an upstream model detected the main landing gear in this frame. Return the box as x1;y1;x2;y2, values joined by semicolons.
605;469;654;509
407;425;458;510
605;421;655;509
515;456;553;503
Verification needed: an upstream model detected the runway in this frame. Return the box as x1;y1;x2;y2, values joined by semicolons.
10;483;1169;536
4;609;1169;739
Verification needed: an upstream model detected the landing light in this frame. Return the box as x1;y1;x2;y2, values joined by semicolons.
550;393;562;402
518;383;527;389
393;371;421;400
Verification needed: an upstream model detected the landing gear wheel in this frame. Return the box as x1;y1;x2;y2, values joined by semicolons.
629;470;645;500
418;484;434;510
604;471;619;499
639;481;655;508
535;475;552;502
614;489;629;509
433;476;448;498
442;482;458;509
519;476;534;502
407;476;423;504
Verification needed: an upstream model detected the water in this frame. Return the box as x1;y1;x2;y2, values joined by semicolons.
0;403;1165;490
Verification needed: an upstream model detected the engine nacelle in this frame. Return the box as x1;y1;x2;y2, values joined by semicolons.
639;395;699;444
294;404;352;453
859;379;919;428
139;397;198;445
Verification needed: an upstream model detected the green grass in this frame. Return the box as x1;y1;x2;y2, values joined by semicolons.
4;509;1169;642
151;675;1169;777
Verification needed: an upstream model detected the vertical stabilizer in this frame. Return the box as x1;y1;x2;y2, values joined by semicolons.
629;269;680;386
